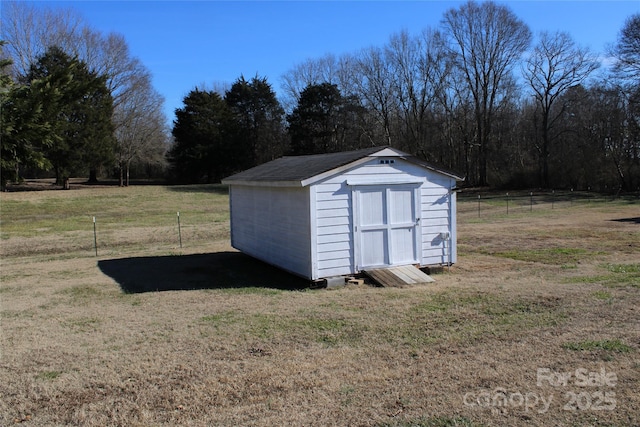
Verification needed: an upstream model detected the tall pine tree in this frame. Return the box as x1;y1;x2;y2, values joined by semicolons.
224;76;287;168
26;46;115;185
1;47;53;188
169;89;232;183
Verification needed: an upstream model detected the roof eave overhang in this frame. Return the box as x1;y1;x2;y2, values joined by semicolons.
221;179;304;187
400;156;466;181
223;155;380;188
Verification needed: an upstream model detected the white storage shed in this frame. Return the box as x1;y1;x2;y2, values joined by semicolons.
222;146;464;281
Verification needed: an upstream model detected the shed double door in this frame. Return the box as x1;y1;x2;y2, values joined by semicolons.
354;185;420;269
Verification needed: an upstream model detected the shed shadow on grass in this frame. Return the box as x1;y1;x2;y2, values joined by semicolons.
98;251;310;293
611;217;640;224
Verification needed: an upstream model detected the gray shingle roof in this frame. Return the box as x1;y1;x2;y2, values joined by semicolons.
223;146;386;183
222;146;464;185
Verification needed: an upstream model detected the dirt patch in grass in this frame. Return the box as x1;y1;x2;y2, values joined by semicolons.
1;187;638;426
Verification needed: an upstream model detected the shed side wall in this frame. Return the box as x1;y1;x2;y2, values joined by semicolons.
229;185;311;278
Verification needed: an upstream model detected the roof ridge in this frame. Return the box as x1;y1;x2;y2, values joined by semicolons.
281;145;390;159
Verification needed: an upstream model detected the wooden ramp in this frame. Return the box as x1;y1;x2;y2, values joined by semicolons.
363;265;435;288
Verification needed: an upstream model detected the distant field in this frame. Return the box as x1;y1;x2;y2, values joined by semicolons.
1;185;638;426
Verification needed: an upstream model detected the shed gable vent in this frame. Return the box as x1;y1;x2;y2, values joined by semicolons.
379;159;395;164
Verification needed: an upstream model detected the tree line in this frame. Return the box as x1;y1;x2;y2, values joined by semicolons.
1;2;169;189
2;1;639;192
168;78;366;183
170;2;639;191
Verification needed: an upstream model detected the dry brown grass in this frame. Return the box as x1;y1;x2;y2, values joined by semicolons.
1;185;639;426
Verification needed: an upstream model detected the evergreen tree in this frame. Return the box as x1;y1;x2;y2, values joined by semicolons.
169;89;232;183
0;49;53;188
224;76;287;168
25;46;115;185
287;83;365;155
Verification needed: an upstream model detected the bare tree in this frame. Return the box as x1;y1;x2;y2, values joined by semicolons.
387;28;451;158
83;33;169;183
2;3;153;114
1;2;84;78
590;84;637;191
81;32;149;110
438;63;476;178
524;31;599;188
385;30;434;155
281;55;333;112
609;13;640;81
114;75;169;186
353;46;396;145
280;53;354;113
608;14;640;192
442;0;531;186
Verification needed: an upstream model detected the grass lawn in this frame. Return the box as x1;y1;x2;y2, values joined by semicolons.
1;184;638;426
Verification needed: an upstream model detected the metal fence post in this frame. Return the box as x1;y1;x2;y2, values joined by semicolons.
177;212;183;249
530;192;533;211
506;193;509;215
93;216;98;257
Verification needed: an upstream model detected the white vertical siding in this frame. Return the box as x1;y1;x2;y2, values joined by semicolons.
229;185;312;278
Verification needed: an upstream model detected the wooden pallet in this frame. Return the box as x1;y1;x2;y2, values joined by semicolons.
363;265;435;288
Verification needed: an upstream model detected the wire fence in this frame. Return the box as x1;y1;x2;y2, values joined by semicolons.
457;190;640;218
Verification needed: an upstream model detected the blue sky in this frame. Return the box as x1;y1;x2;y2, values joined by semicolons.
34;1;640;122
